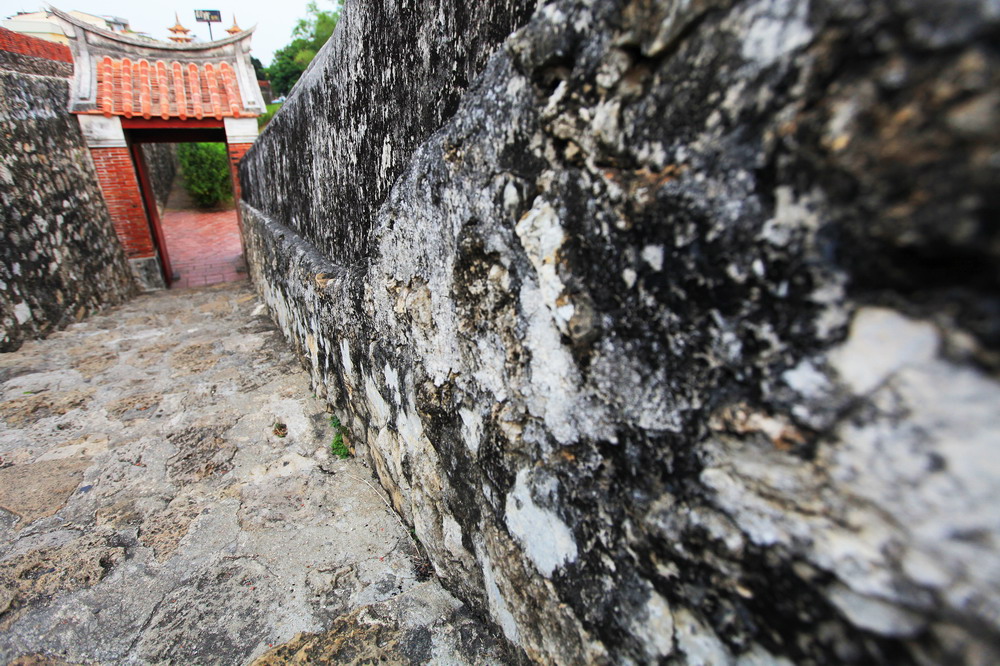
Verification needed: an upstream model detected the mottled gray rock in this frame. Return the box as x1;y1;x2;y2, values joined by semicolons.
0;282;515;665
0;50;72;78
239;0;537;261
0;50;135;352
240;0;1000;663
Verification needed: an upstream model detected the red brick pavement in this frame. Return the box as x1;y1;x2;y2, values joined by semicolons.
161;207;246;289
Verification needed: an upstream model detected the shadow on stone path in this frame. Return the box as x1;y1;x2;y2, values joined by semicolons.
0;282;514;665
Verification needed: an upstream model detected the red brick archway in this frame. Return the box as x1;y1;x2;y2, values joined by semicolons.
85;118;254;289
51;7;264;290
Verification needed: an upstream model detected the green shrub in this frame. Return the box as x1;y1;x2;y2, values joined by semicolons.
330;416;350;459
178;142;232;207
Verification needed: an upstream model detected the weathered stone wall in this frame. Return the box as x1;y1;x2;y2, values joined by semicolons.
240;0;538;260
240;0;1000;663
0;46;136;352
140;143;178;212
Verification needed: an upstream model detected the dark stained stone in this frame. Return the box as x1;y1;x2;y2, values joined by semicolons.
240;0;1000;662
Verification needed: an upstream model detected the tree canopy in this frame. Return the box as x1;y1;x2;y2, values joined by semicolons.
250;56;268;81
268;2;340;96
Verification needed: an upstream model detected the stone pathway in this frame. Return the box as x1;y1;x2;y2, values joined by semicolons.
0;282;514;665
161;181;245;290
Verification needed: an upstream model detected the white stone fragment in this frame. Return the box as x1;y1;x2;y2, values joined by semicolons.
592;99;621;147
641;244;664;272
631;590;674;659
396;406;425;452
505;468;578;577
459;407;482;455
673;607;731;666
478;543;520;643
520;283;581;443
383;363;401;405
380;135;393;180
826;584;925;637
901;548;953;588
782;359;829;398
503;180;521;219
741;0;813;67
13;301;31;324
442;514;466;560
340;338;354;378
515;199;572;329
364;374;391;428
828;307;939;395
700;467;784;546
471;335;509;403
505;74;526;98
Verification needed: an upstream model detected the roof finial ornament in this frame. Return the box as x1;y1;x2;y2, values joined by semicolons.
226;15;242;35
167;12;193;43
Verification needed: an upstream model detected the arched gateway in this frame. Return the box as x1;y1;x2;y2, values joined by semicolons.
50;7;264;290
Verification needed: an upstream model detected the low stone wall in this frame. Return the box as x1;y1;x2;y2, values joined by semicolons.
240;0;1000;663
0;34;135;352
140;143;178;212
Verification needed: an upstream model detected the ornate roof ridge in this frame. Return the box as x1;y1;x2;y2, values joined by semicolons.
47;5;256;51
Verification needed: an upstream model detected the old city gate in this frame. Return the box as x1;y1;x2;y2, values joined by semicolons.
51;7;265;289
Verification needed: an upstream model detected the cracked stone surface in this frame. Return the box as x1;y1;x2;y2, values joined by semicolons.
0;281;519;665
240;0;1000;663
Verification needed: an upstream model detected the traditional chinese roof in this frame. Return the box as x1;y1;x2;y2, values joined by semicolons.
94;57;246;118
49;6;265;119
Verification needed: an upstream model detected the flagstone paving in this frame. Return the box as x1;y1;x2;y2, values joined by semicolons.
0;282;516;665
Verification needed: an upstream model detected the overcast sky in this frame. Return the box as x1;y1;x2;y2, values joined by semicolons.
0;0;336;65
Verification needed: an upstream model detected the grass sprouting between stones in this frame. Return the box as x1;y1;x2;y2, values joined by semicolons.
330;416;350;459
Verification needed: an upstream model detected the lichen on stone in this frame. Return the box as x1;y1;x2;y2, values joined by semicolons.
239;0;1000;662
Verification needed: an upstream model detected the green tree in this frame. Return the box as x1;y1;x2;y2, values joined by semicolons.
250;56;268;81
267;2;339;96
178;143;232;208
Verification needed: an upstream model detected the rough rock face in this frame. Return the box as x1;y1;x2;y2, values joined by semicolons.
0;51;135;352
240;0;537;260
140;143;178;212
240;0;1000;663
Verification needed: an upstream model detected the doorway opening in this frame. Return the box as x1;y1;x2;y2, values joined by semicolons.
118;119;257;291
134;140;245;289
161;171;245;289
52;6;264;292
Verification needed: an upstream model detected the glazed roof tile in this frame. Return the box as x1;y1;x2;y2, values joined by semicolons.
85;56;247;119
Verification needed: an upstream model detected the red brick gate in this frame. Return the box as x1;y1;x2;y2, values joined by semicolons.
51;7;264;290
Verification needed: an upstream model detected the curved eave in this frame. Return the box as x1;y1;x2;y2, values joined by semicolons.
47;6;256;51
73;109;262;119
